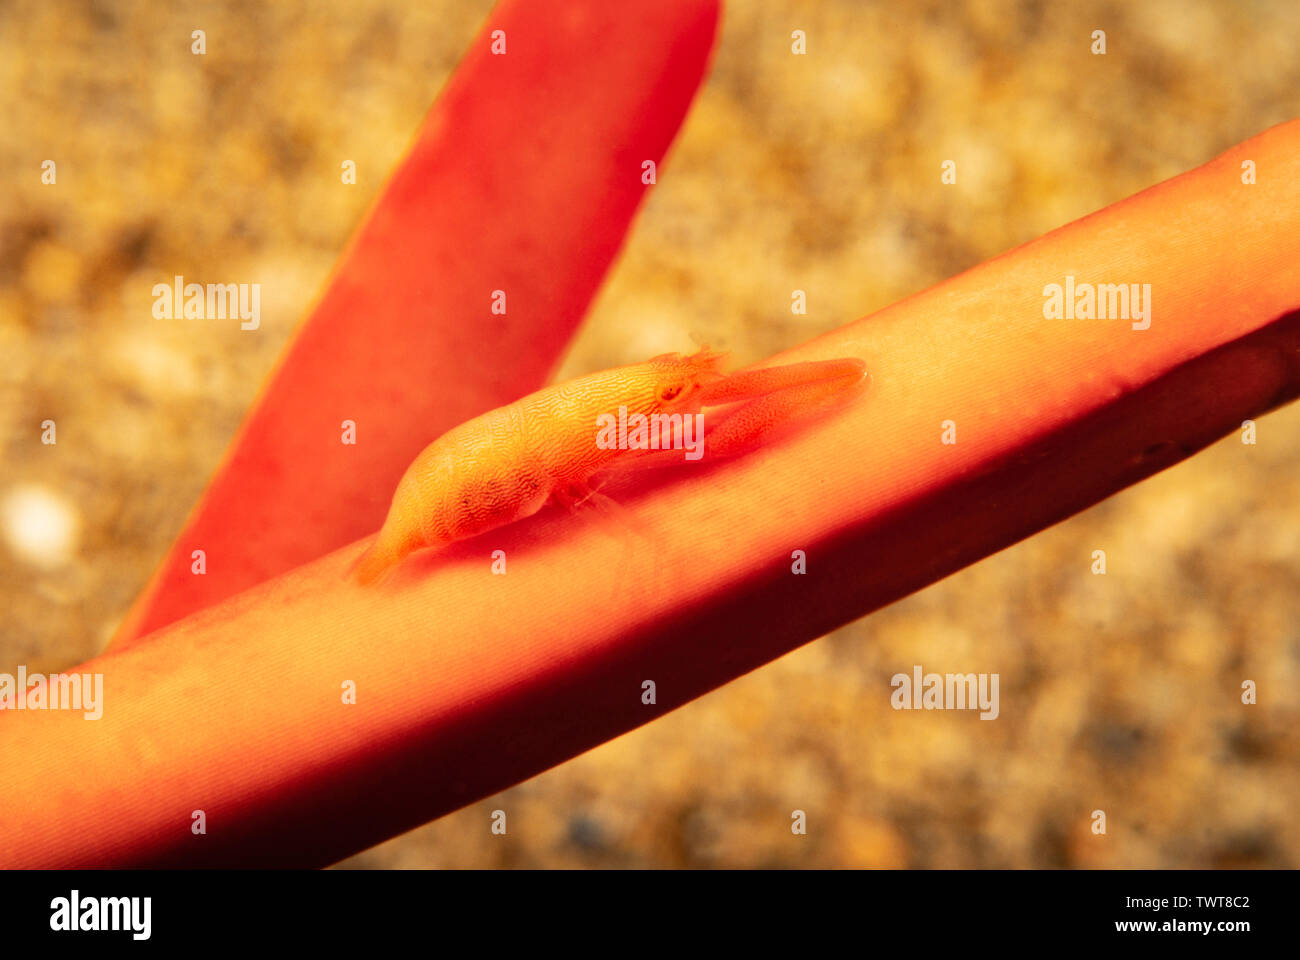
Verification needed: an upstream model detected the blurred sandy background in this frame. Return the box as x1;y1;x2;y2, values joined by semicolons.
2;0;1298;867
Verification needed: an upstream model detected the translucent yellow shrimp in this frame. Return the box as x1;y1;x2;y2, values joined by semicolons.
352;348;867;583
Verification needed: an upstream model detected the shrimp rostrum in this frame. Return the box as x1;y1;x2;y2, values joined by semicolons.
353;348;868;583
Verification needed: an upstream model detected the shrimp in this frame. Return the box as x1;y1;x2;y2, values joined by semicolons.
352;348;868;584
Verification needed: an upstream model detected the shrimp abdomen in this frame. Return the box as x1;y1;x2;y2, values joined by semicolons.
352;405;552;584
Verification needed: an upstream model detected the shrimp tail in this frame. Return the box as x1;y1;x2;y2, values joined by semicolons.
351;523;423;585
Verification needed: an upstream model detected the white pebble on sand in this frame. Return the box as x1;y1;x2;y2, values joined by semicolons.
1;484;80;569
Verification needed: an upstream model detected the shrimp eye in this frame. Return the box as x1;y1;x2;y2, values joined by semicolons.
659;384;683;401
